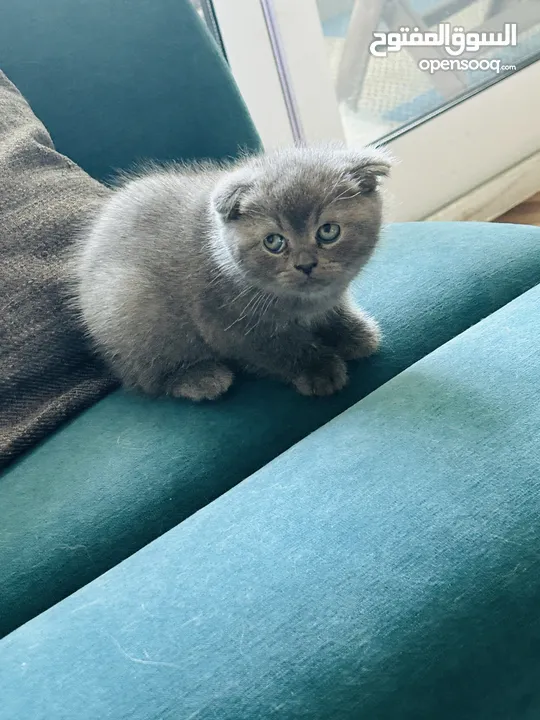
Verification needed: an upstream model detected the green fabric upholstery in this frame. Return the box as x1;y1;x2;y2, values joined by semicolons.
0;0;260;181
1;221;540;638
2;282;540;719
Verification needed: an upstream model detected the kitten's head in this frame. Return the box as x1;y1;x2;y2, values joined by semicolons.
210;144;391;303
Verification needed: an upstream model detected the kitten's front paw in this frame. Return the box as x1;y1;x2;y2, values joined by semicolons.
293;355;348;397
168;361;234;401
338;315;381;361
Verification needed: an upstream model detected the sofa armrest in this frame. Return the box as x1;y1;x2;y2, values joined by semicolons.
2;282;540;719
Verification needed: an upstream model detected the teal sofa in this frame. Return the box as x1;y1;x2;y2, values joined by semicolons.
2;1;540;718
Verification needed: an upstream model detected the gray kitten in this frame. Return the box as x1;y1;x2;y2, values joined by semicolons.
72;145;391;400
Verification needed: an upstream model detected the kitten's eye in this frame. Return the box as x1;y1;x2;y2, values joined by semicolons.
263;234;287;254
317;223;341;244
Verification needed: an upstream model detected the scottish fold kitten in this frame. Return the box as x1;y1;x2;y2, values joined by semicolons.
73;145;391;400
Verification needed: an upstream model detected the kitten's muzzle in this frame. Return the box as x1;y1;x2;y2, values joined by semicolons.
294;259;318;276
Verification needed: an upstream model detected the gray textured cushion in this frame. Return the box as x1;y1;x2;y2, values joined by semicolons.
0;71;115;468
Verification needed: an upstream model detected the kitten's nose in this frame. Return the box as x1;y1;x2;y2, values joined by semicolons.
294;260;318;276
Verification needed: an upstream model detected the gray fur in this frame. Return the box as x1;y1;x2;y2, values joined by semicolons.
72;144;391;400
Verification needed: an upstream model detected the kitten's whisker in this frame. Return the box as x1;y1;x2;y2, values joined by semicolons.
247;290;267;318
321;173;346;206
244;291;271;335
243;289;265;315
205;263;234;285
234;285;254;301
222;285;253;308
206;275;225;289
224;289;265;331
250;292;277;335
258;294;277;328
332;187;366;203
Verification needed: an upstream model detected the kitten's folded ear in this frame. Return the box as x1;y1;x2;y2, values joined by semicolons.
212;172;254;221
342;145;393;194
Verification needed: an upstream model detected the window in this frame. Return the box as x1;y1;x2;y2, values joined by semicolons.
201;0;540;220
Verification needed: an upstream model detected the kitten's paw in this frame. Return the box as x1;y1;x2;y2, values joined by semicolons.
293;355;348;397
338;315;381;360
168;361;234;401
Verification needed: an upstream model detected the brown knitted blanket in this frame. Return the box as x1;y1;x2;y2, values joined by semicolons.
0;71;116;469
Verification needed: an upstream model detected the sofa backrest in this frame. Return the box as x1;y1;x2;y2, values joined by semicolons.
0;0;261;180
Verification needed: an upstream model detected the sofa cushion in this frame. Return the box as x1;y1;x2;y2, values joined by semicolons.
0;0;260;181
2;282;540;719
1;220;540;638
0;70;115;468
